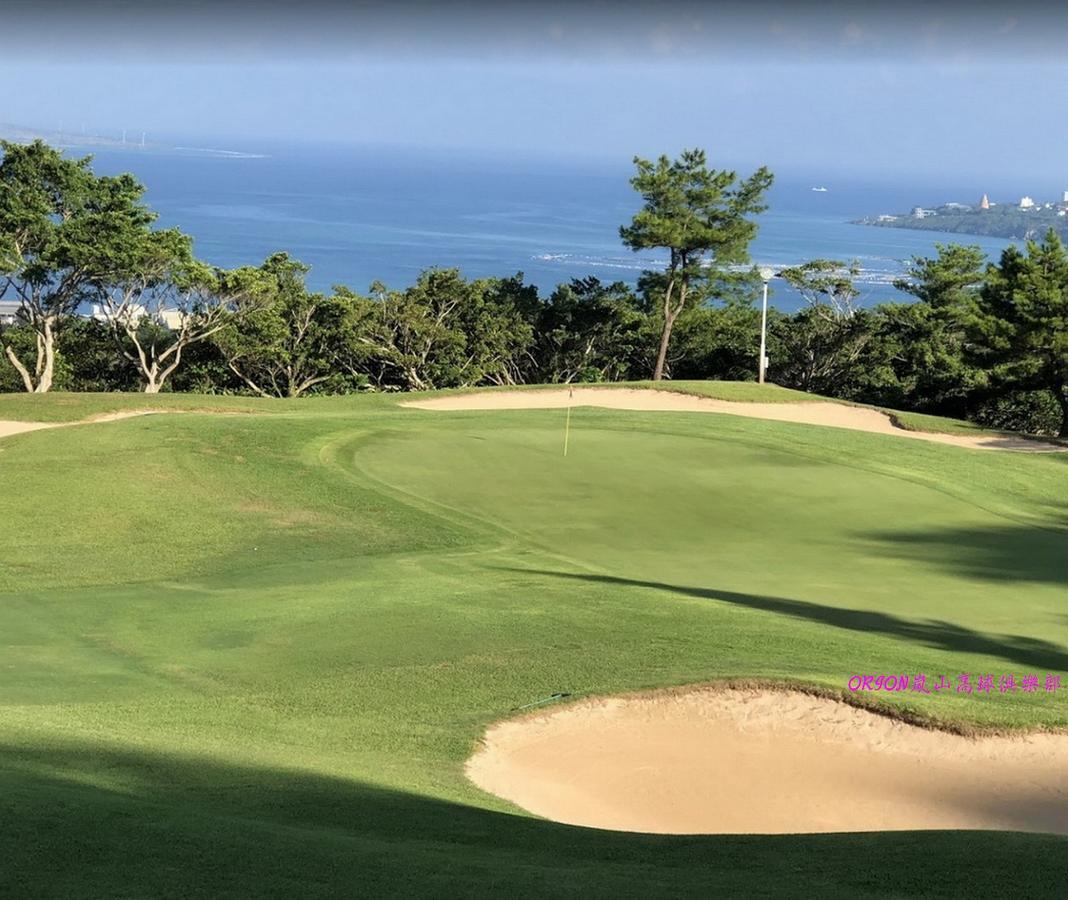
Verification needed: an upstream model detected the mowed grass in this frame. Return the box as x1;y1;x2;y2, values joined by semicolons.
1;389;1067;897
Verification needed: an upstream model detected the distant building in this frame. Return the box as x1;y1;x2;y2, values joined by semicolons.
89;302;184;330
911;206;936;218
944;202;971;210
90;302;147;322
158;308;186;330
1020;196;1036;209
1063;190;1068;203
979;193;990;210
876;214;899;222
0;300;20;325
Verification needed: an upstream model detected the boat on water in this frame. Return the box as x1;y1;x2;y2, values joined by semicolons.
811;186;829;192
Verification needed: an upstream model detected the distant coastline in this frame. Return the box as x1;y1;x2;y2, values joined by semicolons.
0;121;265;159
853;196;1068;242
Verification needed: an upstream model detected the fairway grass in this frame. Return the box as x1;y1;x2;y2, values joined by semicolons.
2;388;1067;897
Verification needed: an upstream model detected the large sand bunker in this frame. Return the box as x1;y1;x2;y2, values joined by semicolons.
0;410;168;442
406;388;1063;452
468;688;1068;835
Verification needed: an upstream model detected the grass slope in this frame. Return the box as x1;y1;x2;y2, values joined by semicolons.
1;380;1030;441
1;390;1067;897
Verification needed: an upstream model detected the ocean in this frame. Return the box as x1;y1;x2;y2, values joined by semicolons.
81;142;1017;311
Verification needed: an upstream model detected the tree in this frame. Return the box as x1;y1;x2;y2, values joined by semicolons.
354;270;470;391
770;308;880;395
453;273;538;386
885;243;987;416
352;269;538;391
535;277;648;383
0;140;154;392
214;253;367;398
96;230;248;393
969;230;1068;435
60;317;140;392
620;149;773;380
0;322;71;392
779;259;861;319
773;261;876;395
658;267;764;381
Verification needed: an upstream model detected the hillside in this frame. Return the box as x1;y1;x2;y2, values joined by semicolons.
1;387;1066;895
854;203;1068;242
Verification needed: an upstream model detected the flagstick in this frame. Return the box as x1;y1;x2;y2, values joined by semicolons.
563;386;573;457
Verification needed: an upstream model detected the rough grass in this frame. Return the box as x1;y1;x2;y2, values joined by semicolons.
2;391;1067;897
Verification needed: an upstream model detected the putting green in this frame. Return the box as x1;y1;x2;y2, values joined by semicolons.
1;388;1066;897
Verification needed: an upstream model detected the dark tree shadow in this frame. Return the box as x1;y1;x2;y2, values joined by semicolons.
860;521;1068;587
2;739;1066;898
500;569;1068;673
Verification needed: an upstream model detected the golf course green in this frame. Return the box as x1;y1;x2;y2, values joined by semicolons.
2;382;1066;897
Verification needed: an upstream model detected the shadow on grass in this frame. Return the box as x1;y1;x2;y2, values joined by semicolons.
861;521;1068;587
503;569;1068;673
2;739;1067;898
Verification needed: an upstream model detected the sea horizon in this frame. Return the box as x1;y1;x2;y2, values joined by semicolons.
65;137;1044;310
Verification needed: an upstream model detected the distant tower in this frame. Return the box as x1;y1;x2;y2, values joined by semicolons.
1063;190;1068;203
980;193;990;210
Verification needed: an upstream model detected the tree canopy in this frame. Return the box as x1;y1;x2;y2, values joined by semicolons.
969;230;1068;434
0;140;157;391
620;149;773;380
3;140;1068;438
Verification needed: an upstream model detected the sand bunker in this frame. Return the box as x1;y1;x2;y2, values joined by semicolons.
0;420;56;439
0;410;166;442
405;388;1064;452
468;688;1068;835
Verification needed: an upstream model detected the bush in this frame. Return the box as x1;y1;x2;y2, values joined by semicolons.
971;390;1062;436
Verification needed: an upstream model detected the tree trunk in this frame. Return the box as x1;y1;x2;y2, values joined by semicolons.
3;319;57;392
35;335;55;393
652;314;675;381
651;278;679;382
143;366;162;393
4;345;35;393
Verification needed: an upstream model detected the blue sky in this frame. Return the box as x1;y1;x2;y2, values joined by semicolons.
2;2;1067;182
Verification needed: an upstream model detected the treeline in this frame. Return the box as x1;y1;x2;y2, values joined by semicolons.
2;141;1067;436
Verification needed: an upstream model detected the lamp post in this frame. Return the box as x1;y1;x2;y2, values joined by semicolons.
757;266;774;384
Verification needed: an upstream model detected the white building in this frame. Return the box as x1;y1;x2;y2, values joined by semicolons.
158;308;186;330
1063;190;1068;203
90;302;148;323
1019;196;1036;209
0;300;20;325
89;302;185;330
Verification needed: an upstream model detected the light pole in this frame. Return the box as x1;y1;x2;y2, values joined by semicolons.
757;266;774;384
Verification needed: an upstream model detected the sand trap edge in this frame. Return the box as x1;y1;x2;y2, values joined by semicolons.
466;679;1068;836
403;388;1065;453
